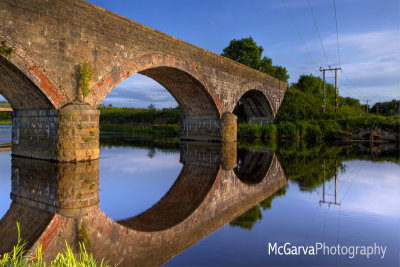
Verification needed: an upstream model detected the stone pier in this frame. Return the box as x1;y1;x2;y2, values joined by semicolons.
12;101;99;162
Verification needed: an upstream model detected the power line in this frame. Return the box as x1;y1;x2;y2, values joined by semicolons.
341;70;367;99
338;76;363;98
280;0;319;66
333;0;341;66
307;0;330;65
338;78;363;99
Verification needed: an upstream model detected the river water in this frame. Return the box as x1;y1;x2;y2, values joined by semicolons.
0;124;399;266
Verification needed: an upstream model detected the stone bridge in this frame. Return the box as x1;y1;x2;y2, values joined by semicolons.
0;0;287;162
0;143;287;266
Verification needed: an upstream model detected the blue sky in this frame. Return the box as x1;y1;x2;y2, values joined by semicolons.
2;0;399;107
91;0;399;108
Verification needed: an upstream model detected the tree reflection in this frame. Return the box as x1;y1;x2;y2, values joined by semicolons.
230;187;286;231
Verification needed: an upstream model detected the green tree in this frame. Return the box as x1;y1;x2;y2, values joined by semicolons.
221;37;289;82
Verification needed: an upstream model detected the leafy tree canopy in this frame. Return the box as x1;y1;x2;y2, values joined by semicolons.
221;37;290;82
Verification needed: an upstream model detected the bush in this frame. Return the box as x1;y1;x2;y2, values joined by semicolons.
295;121;308;139
305;123;322;142
263;124;277;140
318;120;344;140
238;124;263;138
278;121;299;140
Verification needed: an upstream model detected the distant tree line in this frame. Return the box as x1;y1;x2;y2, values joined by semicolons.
370;100;400;116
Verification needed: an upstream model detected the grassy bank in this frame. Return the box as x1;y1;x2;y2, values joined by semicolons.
100;114;399;142
99;107;181;125
0;119;11;124
0;111;11;125
100;123;180;139
239;115;400;142
98;97;399;142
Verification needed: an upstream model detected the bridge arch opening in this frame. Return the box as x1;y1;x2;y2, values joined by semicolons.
233;90;274;125
100;64;221;140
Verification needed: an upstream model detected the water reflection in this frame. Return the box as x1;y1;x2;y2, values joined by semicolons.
11;157;99;216
0;141;286;266
234;148;274;184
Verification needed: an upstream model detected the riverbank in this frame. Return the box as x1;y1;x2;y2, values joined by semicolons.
100;118;400;143
98;107;399;143
0;119;11;124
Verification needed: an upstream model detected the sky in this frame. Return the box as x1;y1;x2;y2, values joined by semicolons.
2;0;399;107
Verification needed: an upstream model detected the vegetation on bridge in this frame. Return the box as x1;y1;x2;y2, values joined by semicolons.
0;40;13;58
80;61;94;99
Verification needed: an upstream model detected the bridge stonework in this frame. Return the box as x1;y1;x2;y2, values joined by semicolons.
0;0;287;161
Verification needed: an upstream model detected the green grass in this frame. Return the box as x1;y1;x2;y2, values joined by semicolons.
0;222;112;267
0;119;11;124
99;107;181;125
101;123;180;138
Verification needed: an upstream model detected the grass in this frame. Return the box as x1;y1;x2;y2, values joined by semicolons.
0;222;112;267
101;123;180;139
0;119;11;124
99;107;181;125
80;61;94;99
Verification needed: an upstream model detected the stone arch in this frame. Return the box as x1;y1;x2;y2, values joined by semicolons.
233;89;275;124
0;33;70;109
87;53;221;117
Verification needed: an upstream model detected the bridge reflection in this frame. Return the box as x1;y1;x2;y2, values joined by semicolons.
0;142;286;266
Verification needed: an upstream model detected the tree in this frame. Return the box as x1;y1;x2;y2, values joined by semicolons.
221;37;289;82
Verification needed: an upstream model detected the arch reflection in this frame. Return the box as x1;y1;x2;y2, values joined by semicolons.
234;148;274;184
0;142;286;266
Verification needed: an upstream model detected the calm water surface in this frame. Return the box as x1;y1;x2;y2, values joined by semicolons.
0;125;399;266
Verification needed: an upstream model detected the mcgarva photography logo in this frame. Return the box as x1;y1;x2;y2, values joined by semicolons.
268;242;387;259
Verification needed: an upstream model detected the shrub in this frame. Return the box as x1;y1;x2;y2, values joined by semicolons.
263;124;277;140
305;123;322;142
278;121;299;140
238;124;263;138
295;121;308;139
318;120;343;140
80;61;94;99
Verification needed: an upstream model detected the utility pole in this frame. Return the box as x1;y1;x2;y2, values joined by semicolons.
335;69;338;114
365;99;371;114
320;67;342;113
322;70;326;112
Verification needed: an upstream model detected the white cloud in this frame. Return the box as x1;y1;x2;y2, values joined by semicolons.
296;29;400;102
